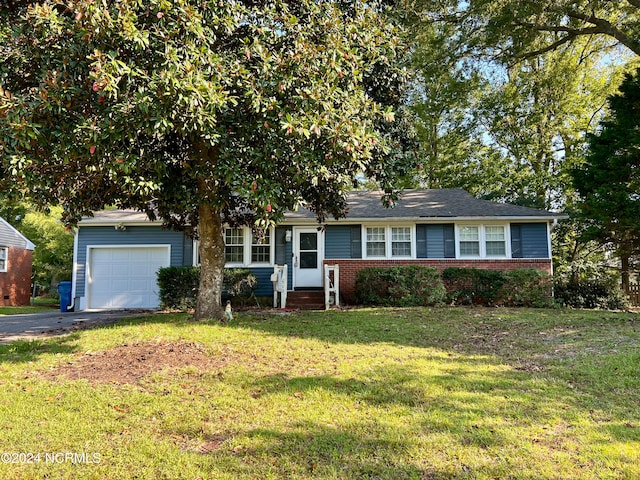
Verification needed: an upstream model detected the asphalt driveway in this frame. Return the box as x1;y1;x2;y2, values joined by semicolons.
0;310;152;342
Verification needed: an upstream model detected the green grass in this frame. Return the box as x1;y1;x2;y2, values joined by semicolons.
0;307;638;479
0;297;59;315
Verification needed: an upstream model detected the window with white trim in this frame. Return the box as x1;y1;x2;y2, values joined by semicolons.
251;230;271;263
366;227;386;257
459;226;480;257
0;247;7;272
457;225;508;258
224;228;245;264
485;226;506;256
391;227;411;257
364;226;413;258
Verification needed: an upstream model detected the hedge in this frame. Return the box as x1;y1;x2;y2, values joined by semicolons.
355;266;553;308
157;266;257;310
442;267;552;307
355;266;446;306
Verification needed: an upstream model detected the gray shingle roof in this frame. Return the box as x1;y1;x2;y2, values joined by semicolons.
81;189;562;225
284;189;561;221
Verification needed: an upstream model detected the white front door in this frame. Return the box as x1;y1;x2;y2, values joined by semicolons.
293;228;323;288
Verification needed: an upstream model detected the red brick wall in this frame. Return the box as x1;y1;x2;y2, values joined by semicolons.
324;258;553;303
0;247;33;306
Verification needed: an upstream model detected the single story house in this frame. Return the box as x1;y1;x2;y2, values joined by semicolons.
71;189;562;310
0;217;35;307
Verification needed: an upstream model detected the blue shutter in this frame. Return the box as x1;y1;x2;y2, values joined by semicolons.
511;224;523;258
416;225;427;258
444;224;455;258
350;226;362;259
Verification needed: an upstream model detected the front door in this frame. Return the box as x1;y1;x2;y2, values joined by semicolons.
293;228;323;288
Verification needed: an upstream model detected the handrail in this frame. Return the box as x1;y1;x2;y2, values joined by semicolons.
271;264;288;308
324;264;339;310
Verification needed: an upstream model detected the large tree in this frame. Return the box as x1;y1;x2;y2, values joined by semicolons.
415;0;640;61
0;0;411;320
572;69;640;293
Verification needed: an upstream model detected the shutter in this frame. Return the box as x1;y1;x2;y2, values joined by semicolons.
275;227;287;265
416;225;427;258
350;226;362;259
511;224;522;258
444;224;455;258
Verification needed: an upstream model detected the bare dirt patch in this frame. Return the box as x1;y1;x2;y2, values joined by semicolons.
44;341;228;384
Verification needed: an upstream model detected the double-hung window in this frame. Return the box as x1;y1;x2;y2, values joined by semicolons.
0;247;7;272
485;226;506;256
213;227;272;266
224;228;245;264
366;227;386;257
251;230;271;263
391;227;411;257
459;226;480;257
365;226;413;258
457;225;508;258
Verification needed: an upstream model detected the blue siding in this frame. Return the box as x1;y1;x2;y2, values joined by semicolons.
325;225;352;259
246;267;275;296
75;226;186;296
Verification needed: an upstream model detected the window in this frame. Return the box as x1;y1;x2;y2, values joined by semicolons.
485;226;506;256
224;228;244;264
366;227;386;257
251;230;271;263
391;227;411;257
0;247;6;272
459;226;480;256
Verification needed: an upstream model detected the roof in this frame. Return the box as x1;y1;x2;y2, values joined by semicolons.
0;217;35;250
283;189;562;222
80;189;563;226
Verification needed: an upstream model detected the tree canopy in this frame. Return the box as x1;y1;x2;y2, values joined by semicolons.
572;69;640;292
0;0;412;319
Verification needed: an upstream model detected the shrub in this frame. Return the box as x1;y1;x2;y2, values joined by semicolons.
554;279;629;310
157;266;200;310
157;266;258;310
355;266;446;306
442;268;505;305
442;268;553;307
500;269;553;307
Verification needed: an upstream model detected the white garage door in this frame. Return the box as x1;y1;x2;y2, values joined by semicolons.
88;246;170;309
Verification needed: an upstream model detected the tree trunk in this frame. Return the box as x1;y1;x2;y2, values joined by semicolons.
194;203;226;321
621;253;630;296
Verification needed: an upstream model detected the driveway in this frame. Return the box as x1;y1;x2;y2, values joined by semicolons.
0;310;153;343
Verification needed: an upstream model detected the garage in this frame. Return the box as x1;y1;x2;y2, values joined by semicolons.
87;246;170;309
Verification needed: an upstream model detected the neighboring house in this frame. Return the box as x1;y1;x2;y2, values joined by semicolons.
0;217;35;307
71;189;562;310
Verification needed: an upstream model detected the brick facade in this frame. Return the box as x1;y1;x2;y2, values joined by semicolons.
0;247;33;306
324;258;553;303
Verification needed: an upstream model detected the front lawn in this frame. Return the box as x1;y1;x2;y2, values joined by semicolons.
0;307;638;479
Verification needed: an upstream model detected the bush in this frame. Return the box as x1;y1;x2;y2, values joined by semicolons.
500;269;553;307
442;268;553;307
355;266;446;306
157;266;200;310
554;279;629;310
442;268;505;305
157;266;258;310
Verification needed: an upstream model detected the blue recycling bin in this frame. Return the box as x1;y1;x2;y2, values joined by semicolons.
57;281;72;313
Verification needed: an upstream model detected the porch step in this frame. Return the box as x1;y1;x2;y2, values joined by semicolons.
286;290;325;310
